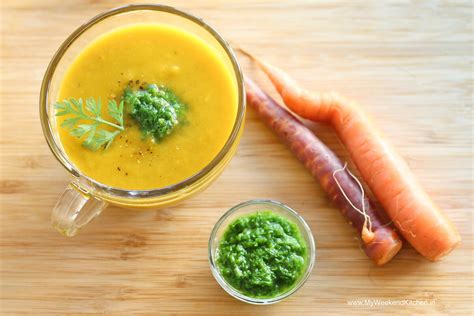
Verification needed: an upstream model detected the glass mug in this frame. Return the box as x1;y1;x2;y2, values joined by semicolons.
40;5;245;237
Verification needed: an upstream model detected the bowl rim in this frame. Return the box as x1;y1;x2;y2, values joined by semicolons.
208;199;316;304
39;4;246;198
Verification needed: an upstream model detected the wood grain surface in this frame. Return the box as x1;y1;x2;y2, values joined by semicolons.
1;1;473;315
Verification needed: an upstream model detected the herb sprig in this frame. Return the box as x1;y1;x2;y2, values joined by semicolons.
55;97;124;151
55;83;187;151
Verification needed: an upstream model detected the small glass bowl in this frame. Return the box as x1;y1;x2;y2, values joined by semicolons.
208;199;316;304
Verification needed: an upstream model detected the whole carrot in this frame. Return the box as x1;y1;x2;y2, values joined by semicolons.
244;52;461;261
246;77;402;266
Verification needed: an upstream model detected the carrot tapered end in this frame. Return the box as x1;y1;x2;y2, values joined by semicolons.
236;47;298;96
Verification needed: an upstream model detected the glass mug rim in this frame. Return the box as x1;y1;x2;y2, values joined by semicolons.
39;4;246;199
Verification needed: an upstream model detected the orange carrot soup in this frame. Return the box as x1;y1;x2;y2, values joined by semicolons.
55;23;238;190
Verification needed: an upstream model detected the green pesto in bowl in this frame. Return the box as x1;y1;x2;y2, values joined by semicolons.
216;211;308;298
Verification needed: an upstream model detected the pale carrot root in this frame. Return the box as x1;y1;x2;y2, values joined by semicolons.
333;162;374;243
246;77;402;266
243;52;461;261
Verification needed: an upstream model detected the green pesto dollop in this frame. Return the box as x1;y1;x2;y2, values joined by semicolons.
217;211;308;298
124;84;186;141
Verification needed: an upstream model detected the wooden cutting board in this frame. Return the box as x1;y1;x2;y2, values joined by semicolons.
1;1;472;315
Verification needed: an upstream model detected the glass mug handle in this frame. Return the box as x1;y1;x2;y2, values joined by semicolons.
51;181;108;236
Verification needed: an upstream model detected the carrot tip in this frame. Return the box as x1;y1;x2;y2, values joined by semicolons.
376;239;403;266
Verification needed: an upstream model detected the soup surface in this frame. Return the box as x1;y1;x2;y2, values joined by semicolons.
56;23;238;190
